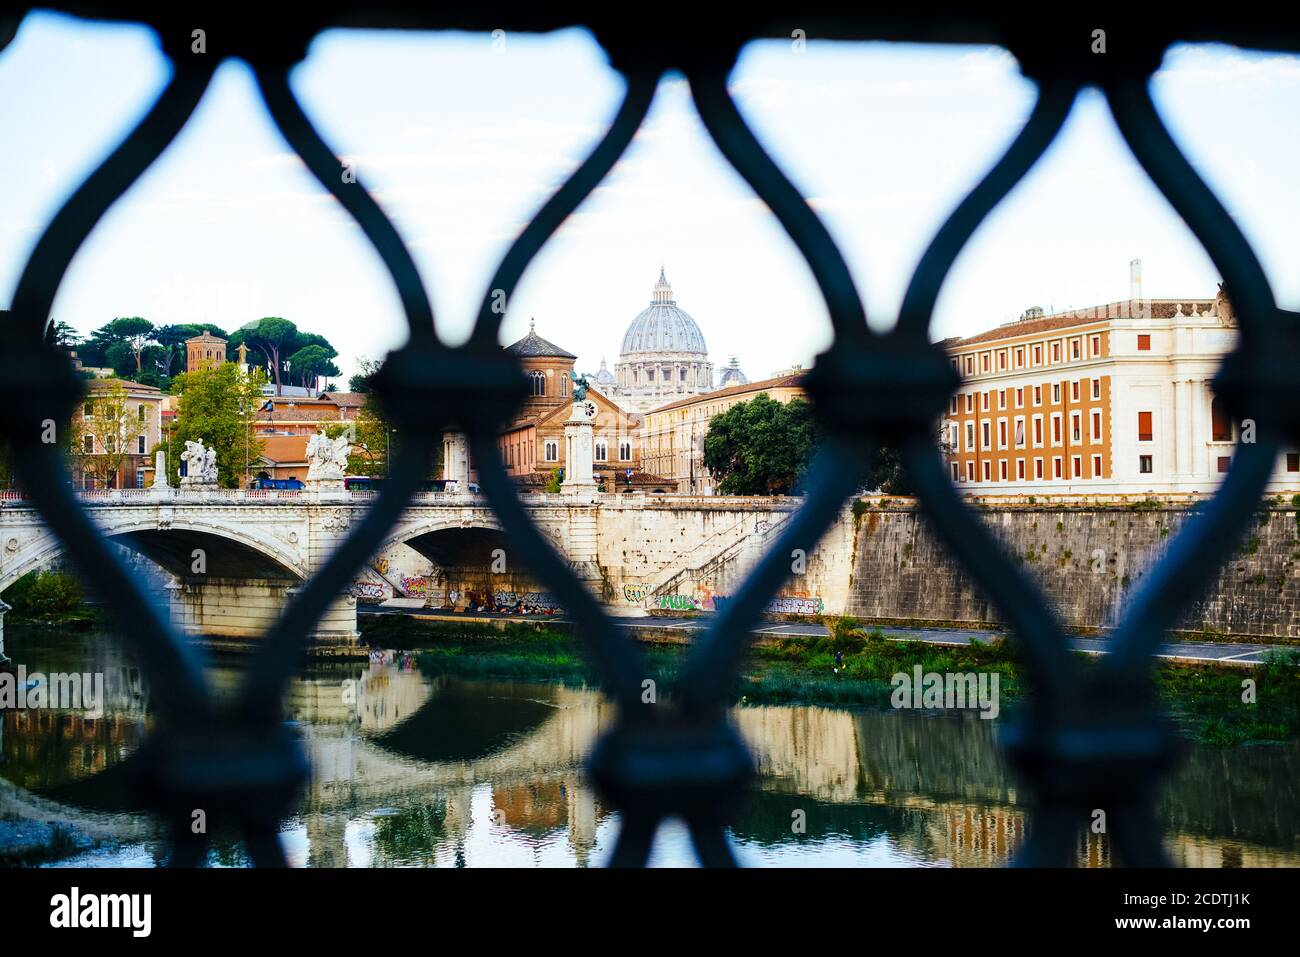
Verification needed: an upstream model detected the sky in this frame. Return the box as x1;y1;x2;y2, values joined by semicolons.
2;12;1299;385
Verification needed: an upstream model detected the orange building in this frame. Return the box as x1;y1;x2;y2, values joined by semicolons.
185;331;227;372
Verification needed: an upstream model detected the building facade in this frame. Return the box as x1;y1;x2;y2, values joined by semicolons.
941;286;1300;496
73;379;165;489
185;331;227;372
640;373;806;494
496;323;667;491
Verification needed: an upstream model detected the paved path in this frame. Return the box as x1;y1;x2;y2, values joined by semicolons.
360;606;1296;668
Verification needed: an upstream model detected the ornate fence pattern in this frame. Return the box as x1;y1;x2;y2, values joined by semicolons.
2;9;1298;867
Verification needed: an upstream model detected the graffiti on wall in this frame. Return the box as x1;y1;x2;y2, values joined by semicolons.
656;594;697;611
623;583;649;603
493;591;564;614
352;580;386;602
400;575;429;597
371;557;389;576
710;594;825;616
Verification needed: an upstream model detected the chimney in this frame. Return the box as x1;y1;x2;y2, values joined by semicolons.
1129;258;1143;302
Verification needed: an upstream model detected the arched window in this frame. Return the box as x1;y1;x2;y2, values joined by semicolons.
561;372;569;396
1210;396;1232;442
595;440;607;462
531;371;546;397
544;440;558;461
619;440;632;461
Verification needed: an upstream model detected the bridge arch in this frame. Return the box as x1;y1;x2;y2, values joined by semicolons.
0;516;306;596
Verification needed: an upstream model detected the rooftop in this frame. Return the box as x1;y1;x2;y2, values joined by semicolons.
506;320;576;360
646;372;805;415
952;297;1221;348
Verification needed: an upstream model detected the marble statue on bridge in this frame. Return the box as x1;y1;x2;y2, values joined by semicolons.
306;428;351;484
179;439;218;485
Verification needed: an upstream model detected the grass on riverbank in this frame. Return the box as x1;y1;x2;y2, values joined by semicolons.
361;613;1300;745
0;570;98;628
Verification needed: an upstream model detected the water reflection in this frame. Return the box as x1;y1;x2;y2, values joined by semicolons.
1;630;1296;867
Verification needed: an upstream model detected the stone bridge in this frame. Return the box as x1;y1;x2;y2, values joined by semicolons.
0;488;810;652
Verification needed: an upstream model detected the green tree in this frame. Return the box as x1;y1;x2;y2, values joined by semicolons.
163;363;267;488
102;316;156;374
287;343;341;390
231;317;298;395
348;356;381;393
703;393;817;495
44;319;81;348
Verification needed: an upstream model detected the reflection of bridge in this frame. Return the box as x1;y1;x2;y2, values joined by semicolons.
4;659;1297;866
0;490;801;651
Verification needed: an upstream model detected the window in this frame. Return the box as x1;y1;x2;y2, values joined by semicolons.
1015;387;1024;408
1015;348;1024;368
561;373;569;396
1033;416;1043;446
1033;345;1042;365
1051;342;1061;362
1052;414;1062;444
1014;418;1025;447
83;402;93;421
1017;459;1025;480
1091;335;1101;356
105;435;115;454
1072;455;1082;478
1053;457;1062;479
1092;454;1102;477
1137;333;1151;351
998;390;1006;410
950;396;958;415
138;405;147;422
137;435;146;454
982;461;991;482
1034;458;1043;479
967;461;975;481
981;354;989;373
1137;411;1153;442
1211;397;1232;442
83;435;94;453
619;441;632;461
1139;454;1153;474
998;420;1007;448
1052;383;1060;404
966;422;975;452
1071;412;1081;442
1071;339;1080;360
1217;456;1230;473
951;462;960;482
544;440;558;462
595;440;607;462
1091;411;1102;442
1091;378;1101;400
964;356;973;375
982;421;991;450
981;391;989;411
965;393;974;413
1071;381;1080;402
998;351;1007;370
530;371;546;396
1033;385;1042;406
949;423;959;451
1288;453;1299;472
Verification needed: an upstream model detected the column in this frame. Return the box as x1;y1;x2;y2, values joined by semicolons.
1174;379;1191;477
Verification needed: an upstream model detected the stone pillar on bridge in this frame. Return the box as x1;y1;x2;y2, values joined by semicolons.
442;432;470;486
562;401;597;497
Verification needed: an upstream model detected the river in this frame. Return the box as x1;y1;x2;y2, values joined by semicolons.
1;627;1296;867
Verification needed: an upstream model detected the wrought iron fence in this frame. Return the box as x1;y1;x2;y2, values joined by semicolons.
2;8;1298;867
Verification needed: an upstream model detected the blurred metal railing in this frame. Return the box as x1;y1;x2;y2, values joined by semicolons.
2;8;1298;867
